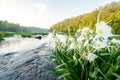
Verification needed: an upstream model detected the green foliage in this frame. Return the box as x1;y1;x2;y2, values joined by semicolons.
47;21;120;80
50;1;120;34
0;20;48;33
0;20;48;40
0;32;14;40
0;32;48;41
47;36;120;80
19;32;48;37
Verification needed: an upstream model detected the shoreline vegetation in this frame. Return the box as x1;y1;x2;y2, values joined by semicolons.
0;20;48;41
0;32;48;41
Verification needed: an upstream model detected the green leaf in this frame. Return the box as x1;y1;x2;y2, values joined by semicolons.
112;73;120;79
56;69;66;72
99;53;111;56
78;58;84;71
58;73;70;79
56;63;66;69
98;68;107;80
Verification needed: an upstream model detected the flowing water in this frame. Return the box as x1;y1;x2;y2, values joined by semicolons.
0;35;59;80
0;35;44;55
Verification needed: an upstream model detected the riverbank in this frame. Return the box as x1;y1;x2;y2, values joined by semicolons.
0;32;48;41
0;42;61;80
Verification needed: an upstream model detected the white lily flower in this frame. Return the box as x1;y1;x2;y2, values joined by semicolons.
45;33;56;48
56;34;66;44
81;27;92;35
69;42;76;49
77;35;84;44
93;40;107;50
86;53;97;62
96;21;113;39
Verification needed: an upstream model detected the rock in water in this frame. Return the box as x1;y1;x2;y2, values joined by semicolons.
35;36;42;40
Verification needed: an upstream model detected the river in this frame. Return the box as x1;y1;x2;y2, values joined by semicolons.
0;35;44;55
0;35;60;80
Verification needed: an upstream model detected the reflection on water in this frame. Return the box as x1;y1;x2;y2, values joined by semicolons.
0;35;42;55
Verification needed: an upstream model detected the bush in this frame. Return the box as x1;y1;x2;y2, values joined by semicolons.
0;32;15;40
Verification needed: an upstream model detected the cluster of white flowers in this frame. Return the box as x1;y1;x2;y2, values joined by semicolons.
48;21;119;62
46;33;67;49
74;21;118;62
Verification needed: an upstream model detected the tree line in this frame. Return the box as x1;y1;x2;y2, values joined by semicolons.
50;1;120;34
0;20;48;33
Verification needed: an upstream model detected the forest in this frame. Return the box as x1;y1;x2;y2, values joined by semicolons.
50;1;120;34
0;20;48;40
0;20;48;33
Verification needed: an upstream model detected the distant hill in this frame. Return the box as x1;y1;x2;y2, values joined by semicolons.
50;1;120;34
0;20;48;33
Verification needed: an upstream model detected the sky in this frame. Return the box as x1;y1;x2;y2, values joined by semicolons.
0;0;120;29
